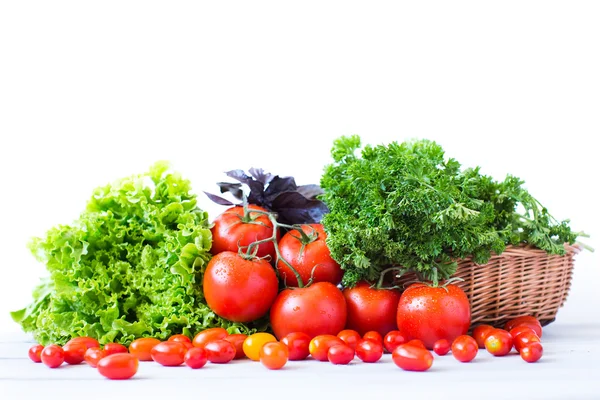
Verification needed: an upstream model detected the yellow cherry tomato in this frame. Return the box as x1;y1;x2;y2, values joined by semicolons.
243;333;277;361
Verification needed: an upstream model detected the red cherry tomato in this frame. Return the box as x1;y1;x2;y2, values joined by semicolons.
472;324;495;348
204;340;236;364
151;342;187;366
363;331;383;345
97;354;138;380
184;347;208;369
343;281;400;337
513;321;543;338
309;335;345;361
63;342;87;365
520;342;543;363
514;332;541;353
193;328;229;348
328;344;355;365
484;329;513;356
355;339;383;363
451;335;478;363
260;342;289;370
405;339;427;349
337;330;362;350
129;338;161;361
433;339;451;356
169;334;192;344
28;344;44;363
223;334;248;360
41;345;64;368
65;336;100;350
509;325;537;340
392;344;434;371
383;331;407;353
103;343;128;356
504;316;541;332
281;332;311;361
84;347;106;368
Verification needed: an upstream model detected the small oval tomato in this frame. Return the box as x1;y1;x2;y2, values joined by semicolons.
129;338;161;361
223;334;248;360
204;340;236;364
337;330;362;350
97;354;138;380
41;345;64;368
281;332;311;361
84;347;106;368
344;281;400;337
504;316;541;332
63;342;87;365
363;331;383;345
104;343;128;356
243;333;277;361
405;339;427;349
520;342;543;363
328;344;355;365
169;334;192;344
28;344;44;363
472;324;495;348
451;335;478;363
184;347;208;369
514;332;541;353
509;325;537;340
260;342;289;370
433;339;451;356
355;339;383;363
392;344;434;371
383;331;407;353
309;335;345;362
193;328;229;348
484;329;513;356
151;342;187;366
65;336;100;350
513;321;543;338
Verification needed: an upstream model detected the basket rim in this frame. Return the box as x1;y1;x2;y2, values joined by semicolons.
491;243;581;257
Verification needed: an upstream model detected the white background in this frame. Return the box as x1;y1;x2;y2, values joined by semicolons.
0;1;599;398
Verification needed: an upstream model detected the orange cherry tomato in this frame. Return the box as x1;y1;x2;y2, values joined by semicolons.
451;335;478;363
309;335;345;362
41;345;64;368
169;334;192;344
484;329;513;356
392;344;433;371
84;347;106;368
28;344;44;363
337;330;362;350
243;333;277;361
328;344;355;365
355;339;383;363
260;342;289;370
433;339;451;356
184;347;208;369
97;354;138;380
520;342;543;363
514;332;541;353
151;342;187;366
104;343;128;356
65;337;100;350
472;324;495;348
129;338;161;361
383;331;407;353
281;332;311;361
63;342;87;365
224;334;248;359
193;328;229;348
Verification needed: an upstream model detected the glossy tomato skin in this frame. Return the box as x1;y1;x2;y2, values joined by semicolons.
281;332;311;361
204;340;236;364
397;283;470;350
211;205;277;259
151;342;187;366
405;339;426;349
97;354;139;380
270;282;347;340
129;338;161;361
472;324;495;348
243;333;277;361
41;345;64;368
104;343;128;356
63;342;87;365
485;329;513;356
355;339;383;363
504;316;541;332
260;342;289;370
277;224;343;287
28;344;44;363
344;282;400;337
451;335;478;363
383;331;407;353
84;347;106;368
337;330;362;350
433;339;451;356
392;344;434;371
513;321;543;338
184;347;208;369
65;337;100;350
520;342;543;363
514;332;541;353
309;335;344;362
193;328;229;348
328;344;355;365
224;334;248;359
363;331;383;345
509;325;537;340
204;251;279;323
169;334;192;344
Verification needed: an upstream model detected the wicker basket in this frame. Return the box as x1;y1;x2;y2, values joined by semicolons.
396;244;581;328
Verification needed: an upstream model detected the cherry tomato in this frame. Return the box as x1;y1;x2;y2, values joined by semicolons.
514;332;541;353
65;336;100;350
509;325;537;340
243;333;277;361
28;344;44;363
184;347;208;369
383;331;408;353
97;354;139;380
337;330;362;350
472;324;495;348
204;340;236;364
520;342;543;363
63;342;87;365
281;332;311;361
193;328;229;348
513;321;543;338
451;335;478;363
484;329;513;356
328;344;355;365
151;342;187;366
392;344;434;371
309;335;345;361
355;339;383;363
363;331;383;345
41;345;64;368
84;347;106;368
277;224;343;287
224;334;248;359
405;339;427;349
169;334;192;344
260;342;289;370
129;338;161;361
504;316;541;332
343;281;400;337
104;343;128;356
182;342;194;350
433;339;451;356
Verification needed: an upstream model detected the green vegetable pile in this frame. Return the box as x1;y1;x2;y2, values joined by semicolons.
12;162;257;345
321;136;582;287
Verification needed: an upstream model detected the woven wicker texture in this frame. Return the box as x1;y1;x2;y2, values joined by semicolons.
396;245;581;328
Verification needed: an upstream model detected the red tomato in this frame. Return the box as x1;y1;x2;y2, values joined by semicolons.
260;342;289;370
363;331;383;345
520;342;543;363
383;331;407;353
392;344;434;371
397;283;470;350
210;205;278;259
484;329;513;356
129;338;161;361
270;282;347;339
509;325;537;339
328;344;355;365
204;340;236;364
184;347;208;369
309;335;345;362
169;334;192;344
451;335;478;363
513;321;543;338
193;328;229;348
104;343;128;356
151;342;187;366
63;342;87;365
472;324;495;348
41;345;64;368
433;339;451;356
84;347;106;368
204;251;279;323
514;332;541;353
504;316;541;332
343;282;400;337
355;339;383;363
97;354;138;380
277;224;342;287
28;344;44;363
405;339;426;349
337;330;362;350
224;334;248;360
281;332;311;361
65;336;100;350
